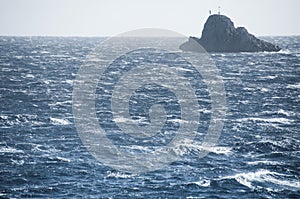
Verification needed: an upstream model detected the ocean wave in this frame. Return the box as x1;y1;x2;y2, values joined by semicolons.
1;36;299;198
106;171;136;179
50;117;71;125
54;156;71;162
46;156;72;163
0;114;49;127
11;158;25;165
247;160;283;166
192;179;211;187
223;169;300;190
237;117;292;124
287;83;300;89
0;146;24;153
48;100;72;107
171;143;232;156
119;145;153;153
259;49;292;55
119;142;233;157
31;144;61;153
257;109;296;117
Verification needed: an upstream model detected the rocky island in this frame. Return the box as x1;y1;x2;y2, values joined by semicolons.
180;14;281;52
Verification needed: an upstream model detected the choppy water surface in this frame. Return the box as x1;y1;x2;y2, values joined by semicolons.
0;36;299;198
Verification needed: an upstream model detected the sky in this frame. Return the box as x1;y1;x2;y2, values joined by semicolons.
0;0;299;37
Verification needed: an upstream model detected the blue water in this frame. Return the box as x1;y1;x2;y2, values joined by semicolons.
0;36;299;198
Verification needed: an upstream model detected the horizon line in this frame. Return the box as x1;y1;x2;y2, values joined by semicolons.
0;34;299;38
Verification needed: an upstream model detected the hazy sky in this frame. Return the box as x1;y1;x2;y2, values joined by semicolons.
0;0;299;37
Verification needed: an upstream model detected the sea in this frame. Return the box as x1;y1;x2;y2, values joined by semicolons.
0;36;299;198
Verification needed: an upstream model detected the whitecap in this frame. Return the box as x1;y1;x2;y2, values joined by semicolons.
11;159;25;165
106;171;135;179
175;67;194;72
261;49;291;55
25;74;35;78
192;179;211;187
277;109;295;116
200;146;233;155
65;79;73;85
287;83;300;89
48;100;72;107
14;55;24;59
0;146;24;153
223;169;300;190
242;87;256;91
247;160;283;166
237;117;292;124
0;115;8;120
2;67;13;71
56;156;71;162
119;145;154;153
172;143;232;156
260;87;269;92
278;49;292;54
262;75;277;79
44;80;51;85
113;117;134;123
50;117;71;125
168;118;195;124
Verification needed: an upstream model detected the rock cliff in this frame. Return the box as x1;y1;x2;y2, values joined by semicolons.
180;15;281;52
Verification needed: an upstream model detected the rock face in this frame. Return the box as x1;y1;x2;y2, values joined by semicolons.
180;14;281;52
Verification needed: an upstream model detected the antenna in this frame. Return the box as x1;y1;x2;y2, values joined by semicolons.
218;6;221;15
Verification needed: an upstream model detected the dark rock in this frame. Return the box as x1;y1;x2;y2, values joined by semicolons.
180;15;281;52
